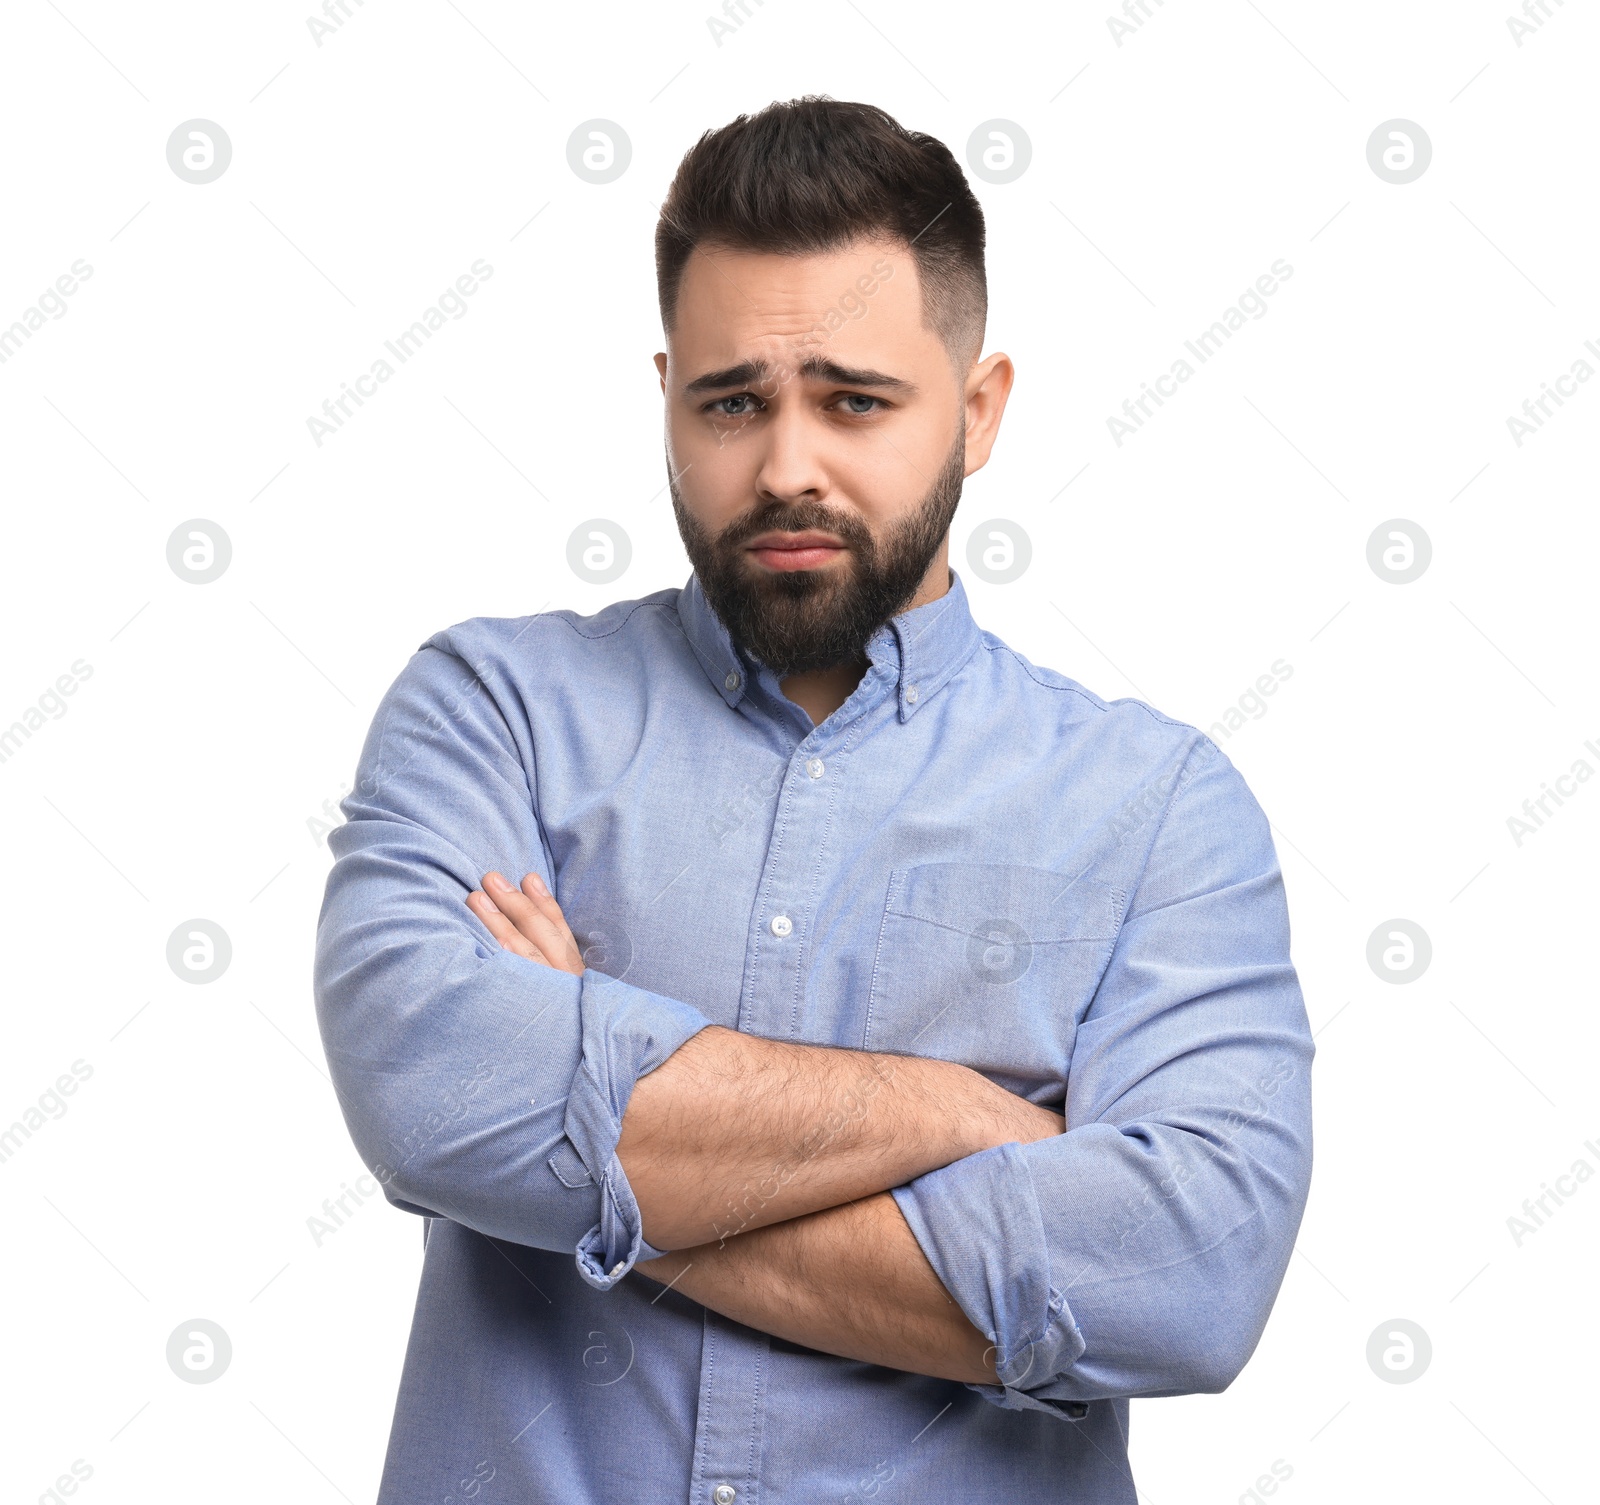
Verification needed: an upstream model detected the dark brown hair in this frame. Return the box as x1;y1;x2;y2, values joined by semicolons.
655;97;987;369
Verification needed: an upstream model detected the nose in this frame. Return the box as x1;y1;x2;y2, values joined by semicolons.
752;398;830;505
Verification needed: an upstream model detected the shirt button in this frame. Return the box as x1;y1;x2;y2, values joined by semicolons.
713;1487;737;1505
724;671;740;692
805;757;824;779
610;1261;625;1276
769;914;793;938
905;684;919;704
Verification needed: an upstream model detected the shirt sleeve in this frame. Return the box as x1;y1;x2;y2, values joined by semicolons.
313;636;714;1291
890;735;1315;1416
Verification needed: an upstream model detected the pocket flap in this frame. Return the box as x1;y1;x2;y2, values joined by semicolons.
887;862;1124;945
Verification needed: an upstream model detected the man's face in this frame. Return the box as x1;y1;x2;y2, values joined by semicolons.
656;237;1007;677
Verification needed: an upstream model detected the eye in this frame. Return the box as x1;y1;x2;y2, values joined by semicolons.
705;394;763;417
835;393;886;416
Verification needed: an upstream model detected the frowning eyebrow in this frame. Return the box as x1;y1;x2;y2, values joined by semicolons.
683;356;918;398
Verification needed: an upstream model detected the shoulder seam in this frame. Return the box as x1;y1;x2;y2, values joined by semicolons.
984;642;1193;730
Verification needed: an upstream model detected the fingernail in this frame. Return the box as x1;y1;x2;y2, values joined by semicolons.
487;873;512;894
472;891;500;913
527;872;548;896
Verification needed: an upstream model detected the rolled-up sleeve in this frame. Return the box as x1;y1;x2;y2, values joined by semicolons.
891;736;1314;1415
313;638;712;1290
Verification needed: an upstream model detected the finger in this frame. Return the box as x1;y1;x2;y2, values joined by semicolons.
467;890;551;966
520;875;583;959
482;872;583;974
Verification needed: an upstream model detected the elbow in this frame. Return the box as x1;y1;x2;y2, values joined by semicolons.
1162;1290;1273;1395
1181;1329;1258;1396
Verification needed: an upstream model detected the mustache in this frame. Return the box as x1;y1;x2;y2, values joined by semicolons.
718;501;874;552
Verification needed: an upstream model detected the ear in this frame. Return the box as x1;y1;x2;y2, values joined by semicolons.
961;352;1016;475
654;351;668;394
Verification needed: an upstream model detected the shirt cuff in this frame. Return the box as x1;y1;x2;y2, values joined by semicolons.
557;969;712;1290
891;1139;1089;1418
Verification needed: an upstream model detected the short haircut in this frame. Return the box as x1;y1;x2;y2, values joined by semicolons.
655;96;988;371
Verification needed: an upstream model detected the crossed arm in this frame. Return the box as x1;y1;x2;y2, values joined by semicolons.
467;868;1065;1385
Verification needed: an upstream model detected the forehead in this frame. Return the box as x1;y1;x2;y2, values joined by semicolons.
669;237;937;365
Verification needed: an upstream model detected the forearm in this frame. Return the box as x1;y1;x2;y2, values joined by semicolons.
617;1023;1062;1249
636;1191;997;1385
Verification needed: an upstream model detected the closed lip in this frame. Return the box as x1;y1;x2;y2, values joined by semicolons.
745;530;845;550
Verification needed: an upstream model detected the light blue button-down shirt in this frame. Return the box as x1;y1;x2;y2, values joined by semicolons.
314;568;1313;1504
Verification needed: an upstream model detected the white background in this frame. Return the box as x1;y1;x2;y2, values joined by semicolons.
1;1;1596;1500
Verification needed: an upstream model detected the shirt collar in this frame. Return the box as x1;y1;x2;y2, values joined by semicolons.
675;567;983;722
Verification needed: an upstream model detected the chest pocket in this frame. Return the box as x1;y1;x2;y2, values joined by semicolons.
862;862;1126;1097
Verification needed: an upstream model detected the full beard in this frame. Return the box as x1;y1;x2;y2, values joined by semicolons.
671;428;966;677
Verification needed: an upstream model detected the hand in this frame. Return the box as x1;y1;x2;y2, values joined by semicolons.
466;871;585;976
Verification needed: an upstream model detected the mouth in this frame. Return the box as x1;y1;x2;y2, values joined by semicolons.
744;530;847;573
